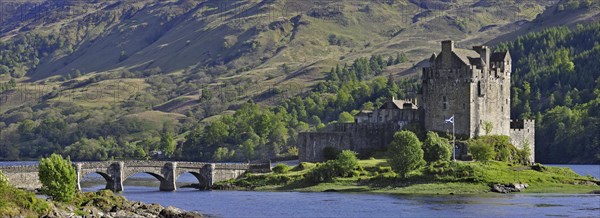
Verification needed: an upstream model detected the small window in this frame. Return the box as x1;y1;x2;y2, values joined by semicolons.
443;96;448;110
463;103;466;109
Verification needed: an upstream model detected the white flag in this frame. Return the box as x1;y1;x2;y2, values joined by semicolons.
445;116;454;124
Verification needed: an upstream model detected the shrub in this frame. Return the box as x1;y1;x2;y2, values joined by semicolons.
292;162;316;171
387;131;425;178
336;150;359;173
0;171;49;217
422;131;452;163
0;171;7;186
39;154;77;202
272;164;291;174
425;161;477;181
322;146;340;161
305;150;359;183
469;136;522;163
531;163;546;172
469;140;495;162
377;166;393;174
517;143;532;165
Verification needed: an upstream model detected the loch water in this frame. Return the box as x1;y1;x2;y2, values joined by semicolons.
88;165;600;217
2;162;599;217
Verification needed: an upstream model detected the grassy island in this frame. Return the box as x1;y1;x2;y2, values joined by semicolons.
217;132;599;195
217;158;599;195
217;159;600;194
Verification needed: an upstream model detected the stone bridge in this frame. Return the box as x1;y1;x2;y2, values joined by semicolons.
0;161;270;192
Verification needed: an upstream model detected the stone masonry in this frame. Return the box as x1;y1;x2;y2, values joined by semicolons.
0;161;270;192
298;40;535;163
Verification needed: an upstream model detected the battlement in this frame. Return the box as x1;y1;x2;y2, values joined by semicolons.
510;119;536;163
510;119;535;129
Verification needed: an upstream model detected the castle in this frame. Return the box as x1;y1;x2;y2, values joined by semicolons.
299;40;535;163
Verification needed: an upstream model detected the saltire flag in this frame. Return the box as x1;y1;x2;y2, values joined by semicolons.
445;116;454;124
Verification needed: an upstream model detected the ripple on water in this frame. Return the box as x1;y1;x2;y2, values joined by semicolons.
535;204;564;207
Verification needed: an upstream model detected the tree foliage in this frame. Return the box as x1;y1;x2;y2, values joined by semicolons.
496;22;600;163
338;112;354;123
38;154;77;202
387;131;425;178
305;150;359;183
0;171;7;186
422;131;452;163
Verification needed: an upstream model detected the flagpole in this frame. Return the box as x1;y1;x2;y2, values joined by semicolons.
452;114;456;161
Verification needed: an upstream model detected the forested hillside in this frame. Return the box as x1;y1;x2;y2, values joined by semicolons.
0;0;598;163
497;22;600;163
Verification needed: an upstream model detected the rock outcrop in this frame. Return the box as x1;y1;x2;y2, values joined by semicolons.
43;191;203;218
491;183;529;193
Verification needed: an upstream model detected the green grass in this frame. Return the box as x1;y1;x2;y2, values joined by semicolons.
217;160;600;195
0;182;50;217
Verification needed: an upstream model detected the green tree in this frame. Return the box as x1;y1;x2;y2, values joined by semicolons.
160;132;176;158
422;131;452;163
469;141;496;162
242;133;260;161
204;120;229;146
338;112;354;123
38;154;77;202
335;150;359;174
387;131;425;178
305;150;358;183
518;142;532;165
483;121;494;135
212;147;234;161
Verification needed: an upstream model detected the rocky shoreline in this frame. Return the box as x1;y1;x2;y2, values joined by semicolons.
43;191;203;218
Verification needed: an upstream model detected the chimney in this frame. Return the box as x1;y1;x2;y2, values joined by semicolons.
442;40;454;54
473;45;490;66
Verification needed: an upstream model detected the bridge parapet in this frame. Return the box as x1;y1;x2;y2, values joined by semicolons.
2;160;271;192
0;165;39;173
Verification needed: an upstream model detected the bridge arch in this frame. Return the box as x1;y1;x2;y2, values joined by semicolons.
175;171;210;190
122;171;167;182
78;171;115;191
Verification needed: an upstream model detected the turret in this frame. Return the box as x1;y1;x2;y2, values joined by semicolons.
472;45;490;67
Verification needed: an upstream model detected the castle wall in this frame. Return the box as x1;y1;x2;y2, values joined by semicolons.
423;43;512;138
472;70;511;137
422;66;474;137
298;123;401;162
510;120;535;163
368;109;419;124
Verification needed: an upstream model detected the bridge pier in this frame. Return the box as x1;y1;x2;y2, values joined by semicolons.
4;161;269;192
159;162;177;191
201;164;215;189
107;162;124;192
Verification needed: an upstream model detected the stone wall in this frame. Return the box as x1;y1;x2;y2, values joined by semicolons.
422;42;511;138
1;161;269;192
298;123;401;162
510;119;536;163
0;165;41;190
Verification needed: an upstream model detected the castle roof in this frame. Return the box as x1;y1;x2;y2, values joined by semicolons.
380;98;418;110
356;110;373;116
491;51;511;62
453;48;480;66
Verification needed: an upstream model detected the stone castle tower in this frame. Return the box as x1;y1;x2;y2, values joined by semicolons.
298;40;535;163
422;40;512;137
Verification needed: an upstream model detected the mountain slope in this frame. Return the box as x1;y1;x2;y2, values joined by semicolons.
0;0;599;161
